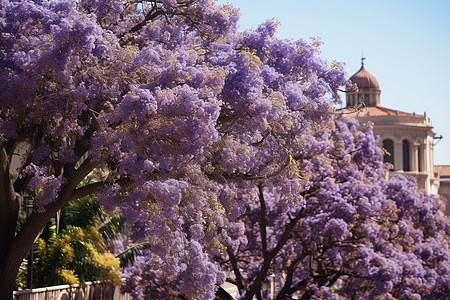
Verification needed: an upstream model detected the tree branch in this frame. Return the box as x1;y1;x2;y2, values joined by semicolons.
269;190;317;257
245;185;320;300
258;182;268;255
216;286;234;300
327;273;342;287
226;246;245;292
214;155;291;182
129;6;165;34
0;142;15;204
276;251;309;299
71;181;103;200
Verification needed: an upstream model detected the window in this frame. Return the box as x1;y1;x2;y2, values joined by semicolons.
403;140;410;171
383;139;394;169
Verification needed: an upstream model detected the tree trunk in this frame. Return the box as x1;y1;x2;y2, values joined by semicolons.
0;149;99;299
0;195;74;299
0;264;21;300
0;200;20;300
0;196;77;300
0;143;22;300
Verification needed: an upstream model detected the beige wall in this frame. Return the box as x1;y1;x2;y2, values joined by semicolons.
438;180;450;215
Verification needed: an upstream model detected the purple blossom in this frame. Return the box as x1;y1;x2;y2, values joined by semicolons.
58;145;77;164
21;164;66;211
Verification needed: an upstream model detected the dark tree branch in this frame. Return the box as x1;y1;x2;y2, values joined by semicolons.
127;0;201;36
245;185;320;300
269;187;320;257
73;112;101;158
216;286;234;300
214;155;291;182
258;182;268;255
70;176;134;200
256;292;263;300
71;181;103;200
0;142;15;204
327;273;342;287
276;251;309;299
130;6;165;34
335;102;366;115
226;246;245;292
251;129;271;146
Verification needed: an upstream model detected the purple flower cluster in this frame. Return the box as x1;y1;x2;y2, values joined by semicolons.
21;164;66;211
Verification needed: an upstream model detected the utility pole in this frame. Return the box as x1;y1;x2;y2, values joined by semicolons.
25;194;33;290
269;273;275;299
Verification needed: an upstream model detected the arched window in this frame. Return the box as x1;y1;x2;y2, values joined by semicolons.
382;139;394;169
403;139;410;171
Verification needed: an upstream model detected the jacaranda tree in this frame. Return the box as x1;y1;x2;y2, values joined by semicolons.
1;0;448;299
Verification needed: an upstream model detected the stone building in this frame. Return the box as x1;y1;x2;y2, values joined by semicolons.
435;165;450;214
339;59;449;214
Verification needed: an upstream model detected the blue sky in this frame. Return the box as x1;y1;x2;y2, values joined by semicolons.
216;0;450;165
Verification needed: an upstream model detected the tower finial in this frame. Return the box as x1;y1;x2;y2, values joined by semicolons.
361;56;366;66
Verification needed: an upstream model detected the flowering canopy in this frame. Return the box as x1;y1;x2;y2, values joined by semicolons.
0;0;448;299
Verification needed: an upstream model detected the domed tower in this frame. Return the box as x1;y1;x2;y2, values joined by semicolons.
340;58;440;195
346;58;381;107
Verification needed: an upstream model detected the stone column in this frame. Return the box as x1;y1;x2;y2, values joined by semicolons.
411;143;419;172
423;139;431;174
394;141;403;171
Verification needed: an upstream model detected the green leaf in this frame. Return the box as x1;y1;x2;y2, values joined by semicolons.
116;242;151;268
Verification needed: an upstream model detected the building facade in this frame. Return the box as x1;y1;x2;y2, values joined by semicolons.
435;165;450;215
339;60;449;213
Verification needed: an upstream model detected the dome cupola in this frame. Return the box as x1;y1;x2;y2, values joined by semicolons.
346;58;381;107
350;63;380;90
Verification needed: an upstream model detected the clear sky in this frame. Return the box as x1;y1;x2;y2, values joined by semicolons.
217;0;450;165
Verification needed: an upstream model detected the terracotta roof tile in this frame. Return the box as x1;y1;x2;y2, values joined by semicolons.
338;106;424;118
435;165;450;177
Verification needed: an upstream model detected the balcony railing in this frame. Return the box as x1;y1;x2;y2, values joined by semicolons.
13;281;131;300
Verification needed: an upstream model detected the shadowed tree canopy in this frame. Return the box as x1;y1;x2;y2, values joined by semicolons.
0;0;448;299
